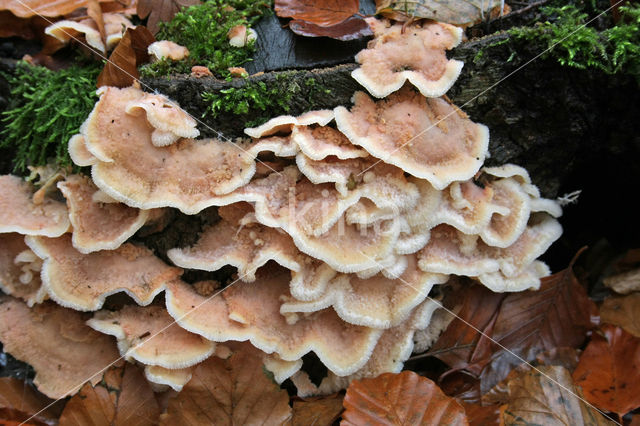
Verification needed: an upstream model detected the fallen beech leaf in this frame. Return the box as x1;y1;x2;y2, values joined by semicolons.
503;366;614;425
573;325;640;418
600;293;640;337
137;0;200;34
87;0;106;46
97;26;155;88
0;0;111;18
58;364;160;426
479;263;598;393
159;344;291;425
288;16;372;41
275;0;359;27
0;378;60;425
459;401;502;426
375;0;502;26
291;393;343;426
0;11;44;39
482;347;581;406
426;284;506;375
534;347;581;372
342;371;468;425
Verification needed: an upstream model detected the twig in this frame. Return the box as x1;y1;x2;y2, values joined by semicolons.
491;0;550;24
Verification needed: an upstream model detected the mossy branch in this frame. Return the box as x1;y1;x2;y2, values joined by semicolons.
503;4;640;79
201;76;331;127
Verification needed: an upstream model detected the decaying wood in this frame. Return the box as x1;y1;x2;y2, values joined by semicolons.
142;32;640;198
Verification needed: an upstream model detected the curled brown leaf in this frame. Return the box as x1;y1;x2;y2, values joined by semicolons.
58;364;160;426
573;324;640;418
97;26;155;88
137;0;200;34
275;0;359;27
159;343;291;425
342;371;468;425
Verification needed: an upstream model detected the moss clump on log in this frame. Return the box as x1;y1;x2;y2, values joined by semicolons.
202;74;331;127
0;62;100;174
140;0;273;79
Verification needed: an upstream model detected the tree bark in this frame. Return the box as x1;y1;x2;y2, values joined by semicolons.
142;32;640;198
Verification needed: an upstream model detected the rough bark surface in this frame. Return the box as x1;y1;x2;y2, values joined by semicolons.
142;32;640;198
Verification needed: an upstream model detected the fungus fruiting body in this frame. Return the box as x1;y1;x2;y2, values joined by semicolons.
0;17;563;400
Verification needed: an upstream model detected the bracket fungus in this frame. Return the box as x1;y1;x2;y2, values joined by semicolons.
87;305;216;369
0;17;564;401
58;174;149;253
0;175;69;237
351;18;464;98
26;234;182;311
45;13;134;54
0;233;47;306
147;40;190;62
0;297;120;399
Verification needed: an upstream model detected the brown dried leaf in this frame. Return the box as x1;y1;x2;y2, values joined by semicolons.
58;364;160;426
87;0;105;46
0;378;60;425
291;393;343;426
482;347;581;406
137;0;199;34
0;11;43;39
0;0;111;18
426;284;506;375
479;264;598;393
342;371;468;425
459;401;502;426
600;293;640;337
288;16;372;41
97;26;155;88
375;0;502;26
159;343;291;425
573;324;640;418
503;365;615;425
275;0;359;27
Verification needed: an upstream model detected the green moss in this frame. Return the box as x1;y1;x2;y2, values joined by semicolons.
0;62;101;173
202;75;331;127
505;4;640;79
140;0;273;78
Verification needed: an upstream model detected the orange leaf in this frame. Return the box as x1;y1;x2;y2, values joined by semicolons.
0;0;111;18
159;343;292;425
58;364;160;426
0;377;61;425
600;293;640;337
573;324;640;418
342;371;468;425
97;26;155;88
291;393;343;426
275;0;359;27
503;365;615;425
459;401;502;426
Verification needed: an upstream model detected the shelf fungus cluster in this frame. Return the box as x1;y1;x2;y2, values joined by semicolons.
0;18;562;399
